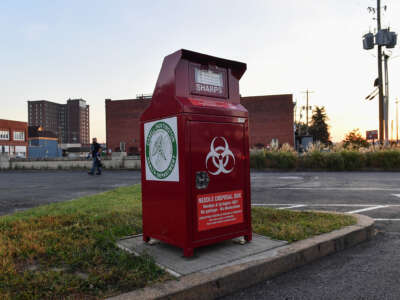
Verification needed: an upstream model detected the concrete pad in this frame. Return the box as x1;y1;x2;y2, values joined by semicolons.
117;234;287;276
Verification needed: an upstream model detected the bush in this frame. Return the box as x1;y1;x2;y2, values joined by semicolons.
249;146;400;171
265;151;297;169
250;151;267;169
325;152;345;171
299;151;326;169
340;150;365;170
365;151;380;168
366;150;400;170
382;151;400;169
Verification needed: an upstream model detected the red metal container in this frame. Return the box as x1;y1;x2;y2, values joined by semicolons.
140;49;251;257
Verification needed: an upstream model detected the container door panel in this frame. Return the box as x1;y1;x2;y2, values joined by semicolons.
190;121;247;242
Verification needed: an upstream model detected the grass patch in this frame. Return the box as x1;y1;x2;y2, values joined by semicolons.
252;208;356;242
0;185;169;299
0;185;356;298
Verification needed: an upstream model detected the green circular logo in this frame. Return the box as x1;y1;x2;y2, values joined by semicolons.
146;121;177;179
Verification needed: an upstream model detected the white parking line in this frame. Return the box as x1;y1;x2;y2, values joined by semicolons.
392;194;400;198
346;205;388;214
278;176;303;180
251;203;400;218
252;203;400;207
277;205;306;210
276;187;400;191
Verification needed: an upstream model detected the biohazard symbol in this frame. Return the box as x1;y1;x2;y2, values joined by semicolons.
205;137;235;175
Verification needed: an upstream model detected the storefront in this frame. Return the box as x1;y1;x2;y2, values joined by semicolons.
0;120;28;158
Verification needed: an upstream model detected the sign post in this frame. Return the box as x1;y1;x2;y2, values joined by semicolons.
366;130;378;149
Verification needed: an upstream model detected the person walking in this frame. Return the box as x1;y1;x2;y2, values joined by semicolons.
88;137;102;175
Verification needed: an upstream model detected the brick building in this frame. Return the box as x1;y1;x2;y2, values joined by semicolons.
105;97;150;154
241;94;294;147
0;119;28;158
28;99;90;145
65;99;90;145
105;94;293;154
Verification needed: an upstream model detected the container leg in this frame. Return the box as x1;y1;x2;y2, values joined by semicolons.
143;235;150;243
244;232;252;242
183;247;194;257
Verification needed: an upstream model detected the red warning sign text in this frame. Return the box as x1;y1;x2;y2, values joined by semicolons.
197;190;244;231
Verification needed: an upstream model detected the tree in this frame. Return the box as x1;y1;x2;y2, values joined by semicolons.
343;129;369;148
308;106;331;145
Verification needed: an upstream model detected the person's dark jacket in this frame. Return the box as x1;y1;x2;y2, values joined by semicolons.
91;142;101;158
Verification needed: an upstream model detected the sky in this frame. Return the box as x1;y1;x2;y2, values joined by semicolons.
1;0;400;143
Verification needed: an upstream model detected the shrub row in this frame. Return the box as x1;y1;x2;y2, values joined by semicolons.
250;150;400;171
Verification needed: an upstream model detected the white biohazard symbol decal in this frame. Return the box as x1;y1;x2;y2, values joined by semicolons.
205;137;235;175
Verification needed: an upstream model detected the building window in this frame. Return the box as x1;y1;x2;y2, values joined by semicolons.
15;146;26;158
13;131;25;141
0;130;9;140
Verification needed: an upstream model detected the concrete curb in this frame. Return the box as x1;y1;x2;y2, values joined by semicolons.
109;214;374;300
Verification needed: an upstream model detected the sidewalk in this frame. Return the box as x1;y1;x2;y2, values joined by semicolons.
109;214;374;300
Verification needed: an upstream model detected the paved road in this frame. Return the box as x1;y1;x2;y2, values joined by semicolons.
0;170;140;216
222;171;400;300
250;171;400;231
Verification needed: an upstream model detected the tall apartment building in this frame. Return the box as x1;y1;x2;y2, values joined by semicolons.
65;99;90;144
28;99;90;145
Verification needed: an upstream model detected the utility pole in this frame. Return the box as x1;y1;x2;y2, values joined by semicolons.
396;98;399;143
391;120;394;141
377;0;385;144
364;1;396;143
384;52;389;145
302;89;314;134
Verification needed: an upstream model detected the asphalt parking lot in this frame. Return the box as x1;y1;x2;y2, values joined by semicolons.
223;171;400;300
2;170;400;299
4;170;399;224
250;171;400;232
0;170;140;216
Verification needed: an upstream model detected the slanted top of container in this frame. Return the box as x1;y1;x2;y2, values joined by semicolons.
141;49;248;121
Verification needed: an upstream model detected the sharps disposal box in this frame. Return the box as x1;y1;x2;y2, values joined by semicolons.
140;49;252;257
